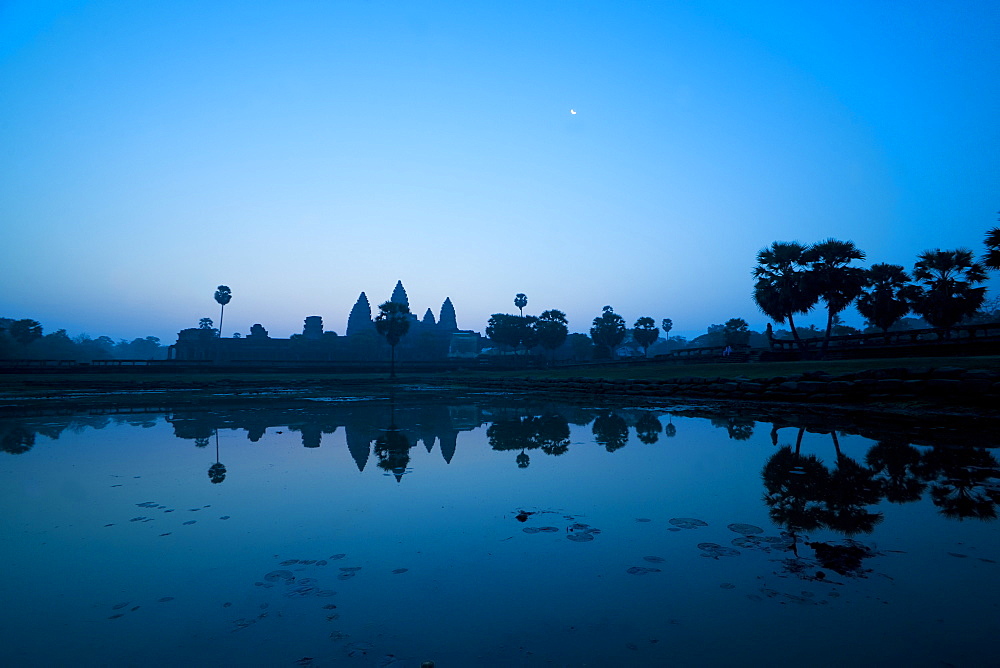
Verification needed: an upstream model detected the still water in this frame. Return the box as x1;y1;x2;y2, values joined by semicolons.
1;391;998;667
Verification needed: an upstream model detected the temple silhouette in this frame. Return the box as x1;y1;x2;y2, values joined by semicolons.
168;281;480;362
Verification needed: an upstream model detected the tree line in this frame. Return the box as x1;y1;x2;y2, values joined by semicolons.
0;317;165;361
752;220;999;352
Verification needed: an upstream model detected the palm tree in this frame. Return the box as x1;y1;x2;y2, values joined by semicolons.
984;222;1000;270
752;242;819;352
514;293;528;317
856;263;913;337
375;301;411;379
908;249;987;331
803;239;866;353
632;317;659;356
214;286;232;338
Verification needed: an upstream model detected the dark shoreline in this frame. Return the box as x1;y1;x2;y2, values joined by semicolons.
2;363;999;452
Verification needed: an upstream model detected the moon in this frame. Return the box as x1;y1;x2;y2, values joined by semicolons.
570;109;577;114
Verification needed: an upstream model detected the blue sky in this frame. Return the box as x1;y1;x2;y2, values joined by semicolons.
2;0;998;341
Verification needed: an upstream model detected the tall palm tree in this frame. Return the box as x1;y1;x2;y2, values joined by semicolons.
632;317;659;356
856;263;913;336
984;223;1000;270
803;239;866;353
214;286;232;338
375;300;411;378
514;293;528;317
908;249;987;331
752;241;818;352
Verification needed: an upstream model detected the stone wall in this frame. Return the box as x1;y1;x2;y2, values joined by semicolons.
463;366;1000;409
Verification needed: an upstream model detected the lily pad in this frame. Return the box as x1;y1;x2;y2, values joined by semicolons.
731;536;762;549
669;518;708;529
627;566;662;575
264;569;295;582
727;523;764;535
697;543;741;559
643;556;666;563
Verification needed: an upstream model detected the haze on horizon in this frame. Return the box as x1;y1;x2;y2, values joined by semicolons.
2;1;998;343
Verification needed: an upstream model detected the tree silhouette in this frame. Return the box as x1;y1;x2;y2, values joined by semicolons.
0;423;35;454
635;412;663;444
536;309;568;362
214;286;232;338
514;293;528;317
752;242;819;351
711;416;755;441
823;453;883;535
865;439;925;504
762;446;830;535
908;249;987;330
536;414;571;456
983;215;1000;270
486;313;537;356
661;318;673;336
374;426;413;482
590;306;626;359
803;239;866;353
592;411;628;452
9;319;43;345
918;446;1000;520
722;318;750;346
632;317;659;356
208;430;226;484
375;300;411;378
856;263;914;336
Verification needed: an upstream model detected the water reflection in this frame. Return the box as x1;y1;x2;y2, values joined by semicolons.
3;398;999;525
2;395;999;666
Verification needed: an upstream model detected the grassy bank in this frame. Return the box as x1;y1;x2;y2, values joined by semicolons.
1;355;998;414
458;355;1000;381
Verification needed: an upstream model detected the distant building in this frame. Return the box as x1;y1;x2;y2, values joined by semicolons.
168;281;480;363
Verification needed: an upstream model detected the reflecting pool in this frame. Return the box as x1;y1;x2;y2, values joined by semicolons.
1;392;998;666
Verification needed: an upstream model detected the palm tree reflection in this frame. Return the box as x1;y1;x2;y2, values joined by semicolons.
866;439;926;504
919;446;1000;521
208;429;227;484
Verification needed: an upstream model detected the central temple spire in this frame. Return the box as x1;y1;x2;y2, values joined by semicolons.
390;280;409;309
